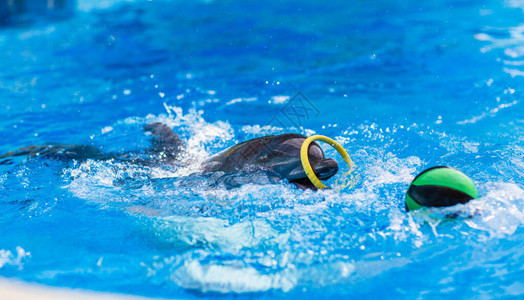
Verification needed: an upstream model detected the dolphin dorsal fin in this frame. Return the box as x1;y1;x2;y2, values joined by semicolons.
144;122;184;160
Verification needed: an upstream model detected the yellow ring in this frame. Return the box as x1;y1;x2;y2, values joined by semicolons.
300;135;354;189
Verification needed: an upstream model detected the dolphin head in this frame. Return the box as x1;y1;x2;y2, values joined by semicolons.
257;135;339;189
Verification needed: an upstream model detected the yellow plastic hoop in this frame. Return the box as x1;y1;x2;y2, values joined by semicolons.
300;135;354;189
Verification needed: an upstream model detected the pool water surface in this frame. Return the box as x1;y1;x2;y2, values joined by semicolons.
0;0;523;298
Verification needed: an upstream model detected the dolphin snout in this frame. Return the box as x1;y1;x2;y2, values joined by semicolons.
285;158;339;182
313;158;339;180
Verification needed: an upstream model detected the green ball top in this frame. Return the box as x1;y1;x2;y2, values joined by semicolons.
405;166;478;211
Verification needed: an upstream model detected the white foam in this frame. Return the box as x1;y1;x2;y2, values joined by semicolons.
171;259;296;293
270;95;290;104
241;124;284;136
464;183;524;238
0;247;30;269
225;97;257;106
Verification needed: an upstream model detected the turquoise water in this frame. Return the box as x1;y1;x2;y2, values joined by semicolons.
0;0;523;298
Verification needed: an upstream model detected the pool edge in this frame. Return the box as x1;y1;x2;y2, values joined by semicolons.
0;276;170;300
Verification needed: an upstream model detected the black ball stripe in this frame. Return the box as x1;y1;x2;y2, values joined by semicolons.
408;184;475;208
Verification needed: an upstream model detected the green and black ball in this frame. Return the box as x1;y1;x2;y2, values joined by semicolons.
405;166;478;211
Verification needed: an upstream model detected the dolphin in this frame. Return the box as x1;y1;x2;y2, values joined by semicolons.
0;123;339;189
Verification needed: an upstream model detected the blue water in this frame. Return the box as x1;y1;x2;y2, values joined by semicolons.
1;0;523;298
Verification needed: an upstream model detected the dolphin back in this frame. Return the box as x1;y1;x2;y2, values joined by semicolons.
202;134;307;173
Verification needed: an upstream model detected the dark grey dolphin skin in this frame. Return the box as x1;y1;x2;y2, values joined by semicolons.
143;122;184;164
0;122;339;189
202;133;339;190
0;144;110;163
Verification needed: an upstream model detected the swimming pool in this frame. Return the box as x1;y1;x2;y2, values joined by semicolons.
0;0;523;298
